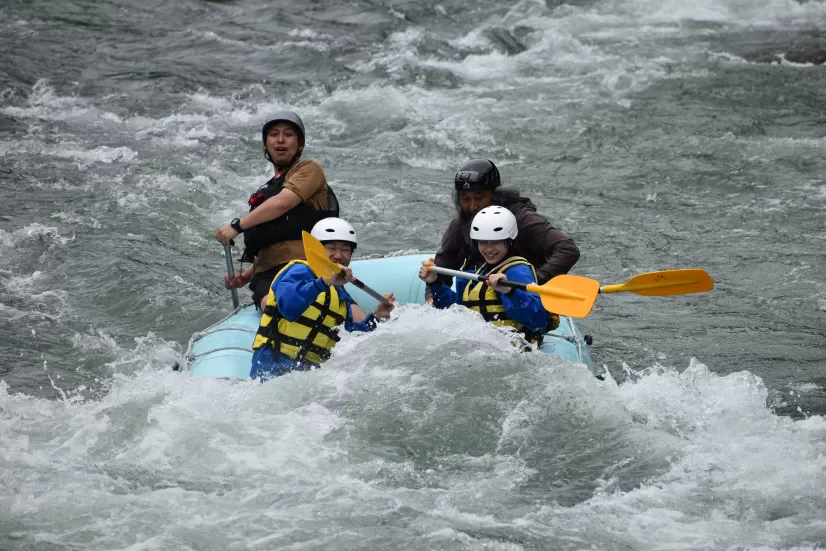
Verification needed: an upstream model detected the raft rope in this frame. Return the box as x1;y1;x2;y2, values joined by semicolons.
540;316;585;364
183;309;586;369
183;303;255;368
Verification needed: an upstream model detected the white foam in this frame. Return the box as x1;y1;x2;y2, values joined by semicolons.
1;320;825;549
516;359;826;547
777;53;820;67
789;382;821;393
709;51;753;64
70;330;121;356
0;223;74;249
398;156;456;170
115;192;150;210
186;91;235;112
49;212;102;229
288;28;321;39
198;28;333;53
613;0;826;27
53;145;138;168
314;83;498;161
712;50;824;68
0;80;124;124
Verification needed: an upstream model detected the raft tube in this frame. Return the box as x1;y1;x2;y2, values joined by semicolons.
186;254;595;378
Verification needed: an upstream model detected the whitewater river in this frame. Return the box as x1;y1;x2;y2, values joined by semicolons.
2;0;825;549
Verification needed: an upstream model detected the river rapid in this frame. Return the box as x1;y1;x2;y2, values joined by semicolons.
1;0;825;549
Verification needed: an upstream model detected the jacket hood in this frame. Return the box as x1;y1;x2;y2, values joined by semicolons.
455;187;535;240
495;187;535;213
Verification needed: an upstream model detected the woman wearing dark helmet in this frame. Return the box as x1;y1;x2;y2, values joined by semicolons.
215;110;339;307
433;159;579;286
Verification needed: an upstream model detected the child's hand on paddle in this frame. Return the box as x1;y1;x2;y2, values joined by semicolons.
487;273;511;294
323;265;354;286
374;293;395;320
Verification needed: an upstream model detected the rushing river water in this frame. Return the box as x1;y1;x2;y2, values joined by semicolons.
2;0;825;549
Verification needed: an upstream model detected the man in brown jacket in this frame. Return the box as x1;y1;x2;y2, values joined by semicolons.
215;110;339;306
434;158;579;286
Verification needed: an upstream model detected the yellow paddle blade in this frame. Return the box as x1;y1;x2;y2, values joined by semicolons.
301;230;339;278
526;275;599;318
600;269;713;296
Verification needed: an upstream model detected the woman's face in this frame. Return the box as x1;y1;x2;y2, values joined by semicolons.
477;240;508;265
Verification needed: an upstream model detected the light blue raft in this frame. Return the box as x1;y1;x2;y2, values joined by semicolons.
185;254;596;378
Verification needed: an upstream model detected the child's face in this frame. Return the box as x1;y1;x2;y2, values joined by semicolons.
324;241;353;266
477;240;508;265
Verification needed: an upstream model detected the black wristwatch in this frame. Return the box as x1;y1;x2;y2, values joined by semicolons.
230;218;243;233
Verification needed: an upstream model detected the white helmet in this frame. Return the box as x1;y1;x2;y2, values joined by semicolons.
311;217;357;250
470;206;518;241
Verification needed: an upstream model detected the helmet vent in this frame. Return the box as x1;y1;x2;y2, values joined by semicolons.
469;205;517;242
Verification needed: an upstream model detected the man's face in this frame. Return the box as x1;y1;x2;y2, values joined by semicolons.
324;241;353;266
458;190;494;217
264;122;302;166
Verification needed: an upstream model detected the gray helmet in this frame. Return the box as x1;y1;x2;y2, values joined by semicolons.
262;110;305;145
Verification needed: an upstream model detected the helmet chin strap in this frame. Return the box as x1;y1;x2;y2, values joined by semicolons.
264;145;303;173
264;154;296;174
273;161;291;173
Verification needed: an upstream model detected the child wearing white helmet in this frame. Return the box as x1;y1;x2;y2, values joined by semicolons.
251;217;394;380
419;206;557;342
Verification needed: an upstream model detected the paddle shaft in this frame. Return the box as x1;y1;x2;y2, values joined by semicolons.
223;244;240;309
429;266;529;291
301;231;390;306
334;268;391;306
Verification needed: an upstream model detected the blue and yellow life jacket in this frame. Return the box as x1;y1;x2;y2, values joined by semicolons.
461;256;558;341
252;260;348;367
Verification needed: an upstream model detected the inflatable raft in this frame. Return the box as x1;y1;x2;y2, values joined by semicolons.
185;254;596;378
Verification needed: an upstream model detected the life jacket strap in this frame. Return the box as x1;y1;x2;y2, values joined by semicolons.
464;256;555;344
307;299;346;326
278;334;331;363
243;174;340;260
262;295;344;342
295;292;333;363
